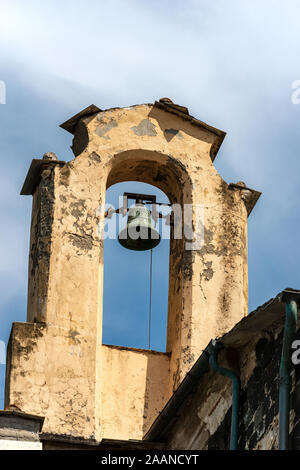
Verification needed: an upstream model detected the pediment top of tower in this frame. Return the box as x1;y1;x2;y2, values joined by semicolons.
59;99;226;162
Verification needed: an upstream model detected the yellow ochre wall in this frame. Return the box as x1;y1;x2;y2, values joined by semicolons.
5;101;250;441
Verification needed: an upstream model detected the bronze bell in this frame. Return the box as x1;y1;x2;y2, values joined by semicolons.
118;200;160;251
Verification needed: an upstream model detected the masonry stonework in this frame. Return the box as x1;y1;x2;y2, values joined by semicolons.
147;297;300;450
4;100;260;443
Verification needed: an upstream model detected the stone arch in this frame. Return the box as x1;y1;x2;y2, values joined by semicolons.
104;149;194;355
106;149;193;204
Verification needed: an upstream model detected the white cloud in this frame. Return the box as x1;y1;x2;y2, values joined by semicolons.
0;0;300;337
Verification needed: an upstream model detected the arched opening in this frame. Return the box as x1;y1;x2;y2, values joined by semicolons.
101;148;193;370
102;181;170;352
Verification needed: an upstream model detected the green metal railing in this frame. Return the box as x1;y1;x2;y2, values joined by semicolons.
279;294;298;450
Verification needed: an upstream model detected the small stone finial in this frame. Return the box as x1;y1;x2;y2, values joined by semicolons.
43;152;58;161
236;181;252;202
159;97;174;104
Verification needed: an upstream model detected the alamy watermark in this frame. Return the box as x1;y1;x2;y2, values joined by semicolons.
0;81;6;104
0;340;6;364
291;80;300;104
292;340;300;365
96;200;205;251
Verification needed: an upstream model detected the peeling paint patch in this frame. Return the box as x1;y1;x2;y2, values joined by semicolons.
164;128;183;140
88;152;101;163
202;261;214;281
11;323;46;362
70;200;86;219
182;251;195;281
67;329;81;345
131;119;157;136
96;119;118;138
68;233;93;251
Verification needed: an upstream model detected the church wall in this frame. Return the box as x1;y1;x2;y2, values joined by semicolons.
100;345;170;440
165;323;300;450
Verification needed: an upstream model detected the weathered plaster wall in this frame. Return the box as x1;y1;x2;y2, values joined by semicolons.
165;323;300;450
100;345;170;440
5;322;100;439
27;167;55;323
5;325;170;441
6;102;250;441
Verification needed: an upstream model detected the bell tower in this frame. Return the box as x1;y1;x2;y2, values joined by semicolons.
4;99;260;442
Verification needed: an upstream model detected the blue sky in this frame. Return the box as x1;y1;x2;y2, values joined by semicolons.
1;0;300;407
103;182;170;351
